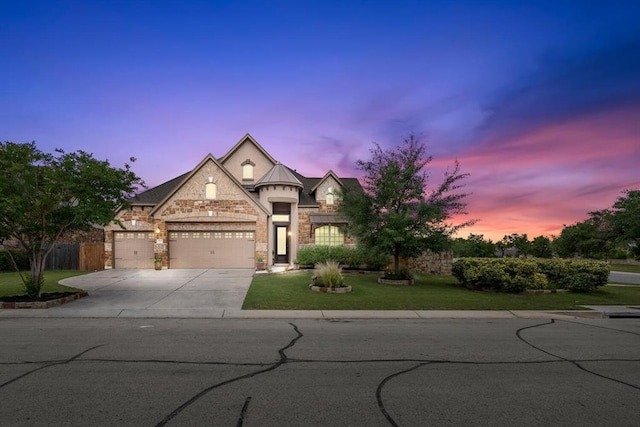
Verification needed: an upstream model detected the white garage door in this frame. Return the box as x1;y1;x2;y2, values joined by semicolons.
113;232;155;269
169;231;255;268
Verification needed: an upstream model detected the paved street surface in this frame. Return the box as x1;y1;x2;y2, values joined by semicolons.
1;318;638;426
610;271;640;285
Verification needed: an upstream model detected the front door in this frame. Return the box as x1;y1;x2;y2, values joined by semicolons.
275;225;289;264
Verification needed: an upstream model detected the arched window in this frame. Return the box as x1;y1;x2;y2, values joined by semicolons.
326;186;335;205
242;159;255;181
205;182;217;200
314;225;344;246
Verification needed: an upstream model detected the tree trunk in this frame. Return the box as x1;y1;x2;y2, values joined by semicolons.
394;245;400;275
26;252;46;300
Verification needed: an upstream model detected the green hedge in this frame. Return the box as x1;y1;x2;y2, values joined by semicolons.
295;246;390;270
452;258;610;293
0;249;30;272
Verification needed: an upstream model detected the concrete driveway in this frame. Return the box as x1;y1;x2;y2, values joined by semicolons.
48;269;255;318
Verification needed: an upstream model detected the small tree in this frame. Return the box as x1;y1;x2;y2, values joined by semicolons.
0;141;144;299
339;135;473;276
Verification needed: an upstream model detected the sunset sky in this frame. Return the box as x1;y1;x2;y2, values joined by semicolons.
2;0;639;241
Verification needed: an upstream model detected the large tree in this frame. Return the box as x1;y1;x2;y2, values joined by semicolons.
610;189;640;257
339;135;473;276
553;210;617;259
0;141;144;299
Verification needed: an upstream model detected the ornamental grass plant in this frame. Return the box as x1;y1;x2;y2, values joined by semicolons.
312;261;345;288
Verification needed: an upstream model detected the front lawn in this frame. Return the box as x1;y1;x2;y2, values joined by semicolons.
0;271;86;298
242;271;640;310
609;263;640;273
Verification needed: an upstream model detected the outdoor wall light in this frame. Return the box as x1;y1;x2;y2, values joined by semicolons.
208;210;213;217
155;227;161;234
208;176;214;183
131;219;136;226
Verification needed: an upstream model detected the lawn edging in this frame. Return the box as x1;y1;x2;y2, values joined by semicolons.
0;291;88;309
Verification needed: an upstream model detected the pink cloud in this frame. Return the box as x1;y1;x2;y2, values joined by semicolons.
443;107;640;241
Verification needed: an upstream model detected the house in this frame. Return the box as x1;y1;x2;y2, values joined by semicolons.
103;134;360;269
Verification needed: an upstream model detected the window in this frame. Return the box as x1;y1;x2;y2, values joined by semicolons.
242;164;253;180
192;232;200;239
205;182;217;200
242;159;255;180
181;232;189;239
326;187;335;205
169;232;178;239
203;232;211;239
314;225;344;246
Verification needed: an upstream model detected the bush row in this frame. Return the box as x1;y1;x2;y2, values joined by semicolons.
0;249;30;272
295;246;390;270
452;258;610;293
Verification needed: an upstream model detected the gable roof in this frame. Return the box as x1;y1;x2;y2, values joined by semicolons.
127;135;362;209
130;172;190;206
309;170;344;194
218;133;277;165
148;154;270;216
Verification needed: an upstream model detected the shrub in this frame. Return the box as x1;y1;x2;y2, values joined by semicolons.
296;246;389;270
383;267;413;280
313;261;344;288
23;273;44;300
452;258;608;293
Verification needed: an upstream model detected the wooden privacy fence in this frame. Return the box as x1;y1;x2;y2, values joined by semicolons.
79;243;104;271
44;243;104;271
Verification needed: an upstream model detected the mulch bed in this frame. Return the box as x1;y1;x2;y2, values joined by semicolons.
0;291;88;309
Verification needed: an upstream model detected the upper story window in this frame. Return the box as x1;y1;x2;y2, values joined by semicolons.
326;187;334;205
242;159;256;181
205;182;217;199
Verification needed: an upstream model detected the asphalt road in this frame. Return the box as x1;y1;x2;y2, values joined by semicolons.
610;271;640;285
1;318;638;426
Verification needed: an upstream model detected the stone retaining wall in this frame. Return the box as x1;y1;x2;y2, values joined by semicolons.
403;250;453;275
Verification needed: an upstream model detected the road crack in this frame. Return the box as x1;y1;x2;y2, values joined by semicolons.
154;322;303;426
516;319;640;391
0;344;104;389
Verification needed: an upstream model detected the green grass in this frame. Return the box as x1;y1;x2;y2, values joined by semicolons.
609;263;640;273
242;271;640;310
0;271;86;297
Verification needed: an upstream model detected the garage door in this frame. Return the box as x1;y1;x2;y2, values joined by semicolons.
169;231;255;268
113;232;155;269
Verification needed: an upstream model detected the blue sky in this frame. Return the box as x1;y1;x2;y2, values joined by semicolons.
2;0;639;240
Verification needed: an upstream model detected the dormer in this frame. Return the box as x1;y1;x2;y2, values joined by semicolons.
310;170;343;208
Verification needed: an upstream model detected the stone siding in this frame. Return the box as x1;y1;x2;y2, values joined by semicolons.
401;250;453;275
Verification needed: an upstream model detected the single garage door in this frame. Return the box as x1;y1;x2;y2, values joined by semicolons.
169;231;255;268
113;232;155;269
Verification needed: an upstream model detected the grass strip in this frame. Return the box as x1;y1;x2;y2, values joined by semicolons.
242;271;640;310
0;271;86;297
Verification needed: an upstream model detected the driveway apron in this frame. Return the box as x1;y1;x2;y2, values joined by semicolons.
49;269;254;318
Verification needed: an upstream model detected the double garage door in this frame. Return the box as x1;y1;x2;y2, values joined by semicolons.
169;231;255;268
113;230;255;269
